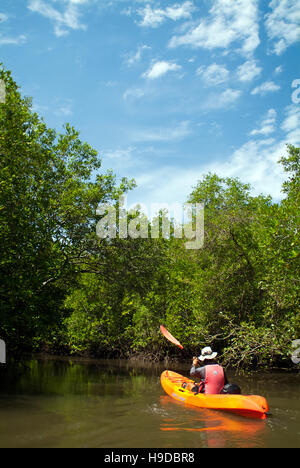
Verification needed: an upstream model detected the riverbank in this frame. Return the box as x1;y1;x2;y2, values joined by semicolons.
1;351;299;375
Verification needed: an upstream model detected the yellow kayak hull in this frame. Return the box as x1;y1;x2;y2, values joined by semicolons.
161;370;269;419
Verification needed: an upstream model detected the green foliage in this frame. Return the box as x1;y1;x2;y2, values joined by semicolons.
0;66;299;369
222;322;288;369
0;66;133;352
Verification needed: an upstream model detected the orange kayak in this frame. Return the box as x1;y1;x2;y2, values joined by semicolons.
161;370;269;419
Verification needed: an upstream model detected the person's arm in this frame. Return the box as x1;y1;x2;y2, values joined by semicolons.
190;357;199;377
190;358;205;380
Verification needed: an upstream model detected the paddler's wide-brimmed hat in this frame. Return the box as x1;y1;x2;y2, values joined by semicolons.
198;346;218;361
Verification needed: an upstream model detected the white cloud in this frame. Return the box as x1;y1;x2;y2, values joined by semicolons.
237;59;262;82
213;138;286;199
132;165;200;208
106;146;134;160
124;44;151;67
123;87;145;100
104;146;137;168
27;0;88;37
169;0;260;56
137;1;195;28
250;108;277;136
274;65;283;75
251;80;280;95
135;134;294;208
128;104;300;209
281;105;300;144
31;102;49;115
132;120;192;143
265;0;300;55
142;60;182;79
130;139;286;208
0;13;8;22
197;63;229;86
204;88;242;109
213;106;300;196
0;34;27;46
54;98;73;117
0;12;26;46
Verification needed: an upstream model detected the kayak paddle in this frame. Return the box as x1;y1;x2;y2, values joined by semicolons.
160;325;184;349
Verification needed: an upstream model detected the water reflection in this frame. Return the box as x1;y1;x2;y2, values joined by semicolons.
159;396;266;448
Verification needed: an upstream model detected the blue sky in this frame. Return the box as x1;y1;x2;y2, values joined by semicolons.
1;0;300;211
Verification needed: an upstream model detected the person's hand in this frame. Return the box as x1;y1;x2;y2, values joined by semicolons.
192;357;199;366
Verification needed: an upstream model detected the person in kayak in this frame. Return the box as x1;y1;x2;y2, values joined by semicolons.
190;346;228;394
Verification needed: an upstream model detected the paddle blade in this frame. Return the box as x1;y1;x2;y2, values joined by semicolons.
160;325;184;349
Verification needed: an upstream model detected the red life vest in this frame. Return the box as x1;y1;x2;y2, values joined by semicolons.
204;364;225;394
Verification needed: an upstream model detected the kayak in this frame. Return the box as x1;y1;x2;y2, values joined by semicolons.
161;370;269;419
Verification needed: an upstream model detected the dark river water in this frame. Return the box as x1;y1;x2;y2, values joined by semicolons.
0;356;299;448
